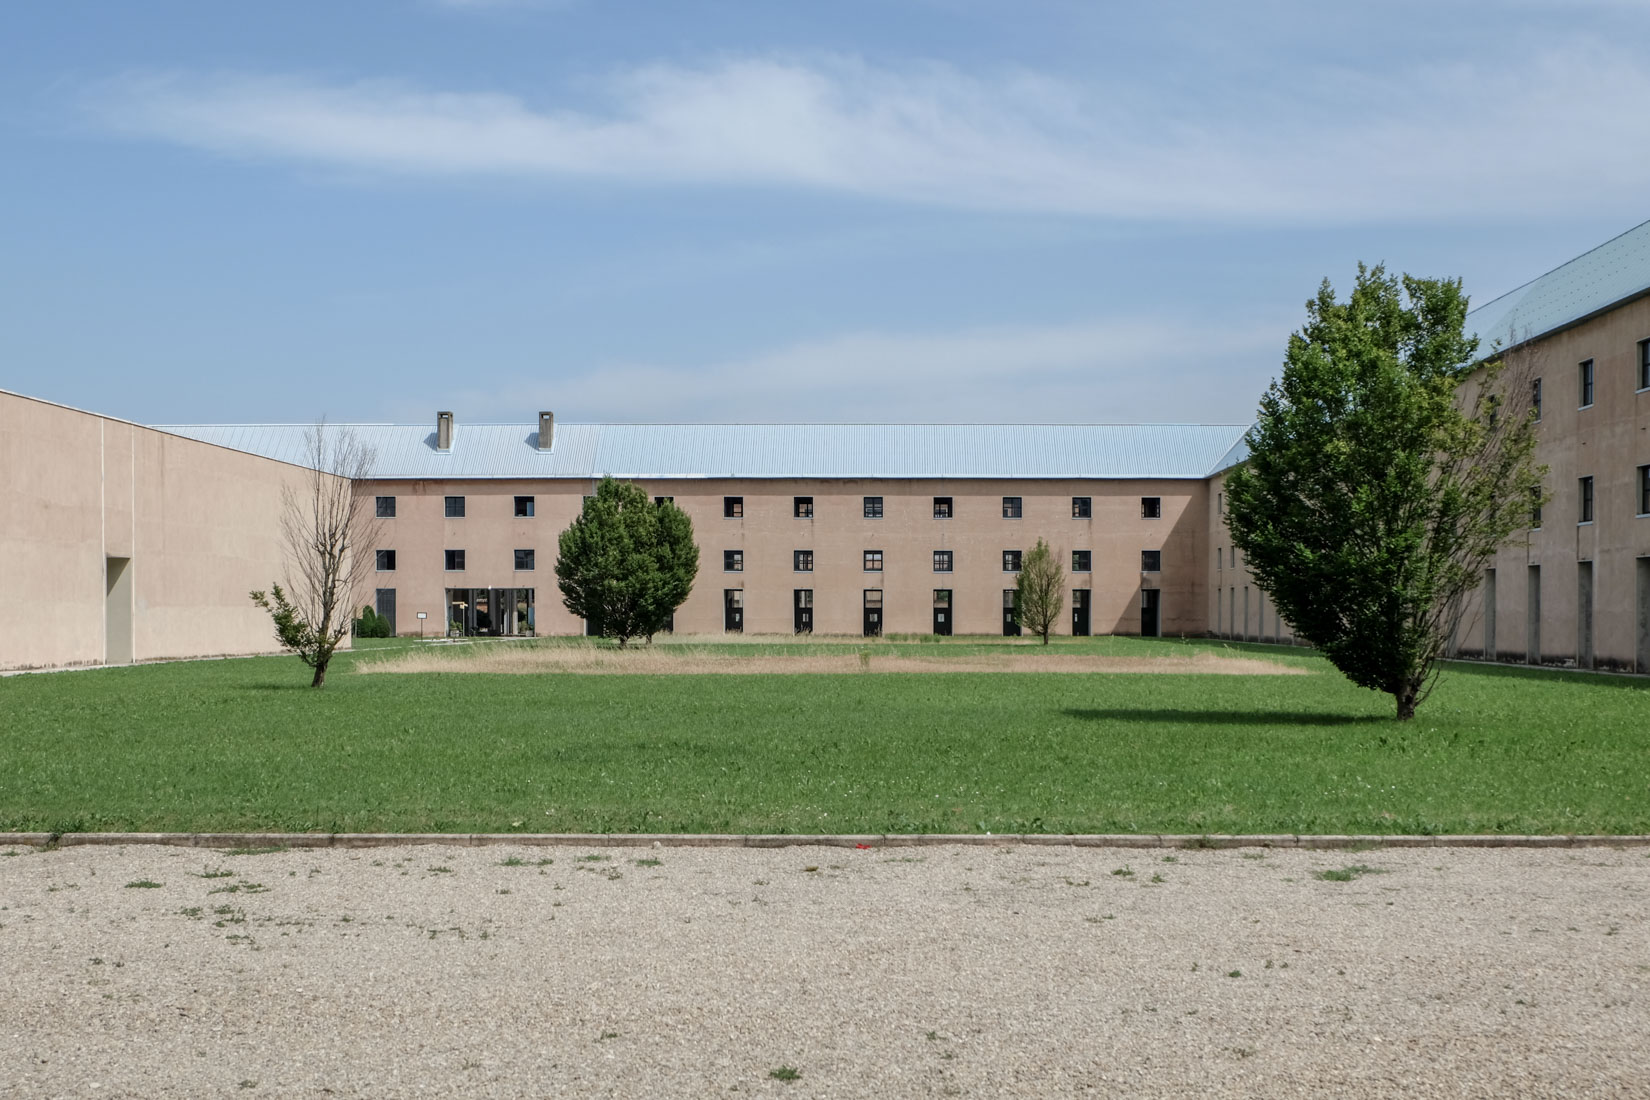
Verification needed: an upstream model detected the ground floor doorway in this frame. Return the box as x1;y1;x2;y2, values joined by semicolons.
446;588;534;636
932;589;952;636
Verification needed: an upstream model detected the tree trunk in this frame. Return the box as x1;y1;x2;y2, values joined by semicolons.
311;659;328;689
1394;688;1416;721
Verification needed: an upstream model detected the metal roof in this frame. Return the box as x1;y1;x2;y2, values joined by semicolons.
1467;217;1650;351
150;422;1254;481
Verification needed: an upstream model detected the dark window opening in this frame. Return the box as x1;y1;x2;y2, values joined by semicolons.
514;549;535;571
1580;476;1594;523
794;550;814;572
724;496;743;518
724;550;744;572
1002;496;1022;519
1639;340;1650;391
1141;550;1162;572
1072;496;1091;519
794;496;813;518
444;549;465;571
654;495;674;505
1141;496;1162;519
933;550;953;572
1072;550;1091;572
444;496;465;519
375;549;396;571
514;496;535;517
1580;359;1595;407
1640;465;1650;516
863;550;883;572
1002;550;1022;572
933;496;953;519
1532;377;1542;420
864;496;884;519
375;496;396;519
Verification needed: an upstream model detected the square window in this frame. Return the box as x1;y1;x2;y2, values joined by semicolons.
863;550;883;572
1141;496;1162;519
1580;359;1594;407
1072;496;1091;519
1639;340;1650;391
1639;465;1650;516
724;550;744;572
864;496;884;519
375;549;396;571
514;496;535;518
654;495;674;505
1002;549;1022;572
1141;550;1162;573
724;496;743;518
794;550;814;572
1072;550;1091;572
444;549;465;571
1579;475;1594;523
375;495;396;519
514;548;535;571
444;496;465;519
933;496;953;519
1002;496;1022;519
1532;377;1543;420
794;496;814;518
933;550;954;572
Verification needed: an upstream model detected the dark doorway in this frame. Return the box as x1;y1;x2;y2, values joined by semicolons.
1002;588;1020;636
863;589;883;637
447;588;534;636
1071;588;1090;636
724;589;744;633
794;589;813;634
375;588;397;635
932;589;952;635
1140;588;1160;637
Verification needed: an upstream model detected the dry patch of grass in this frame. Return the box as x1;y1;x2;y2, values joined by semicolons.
358;645;1306;677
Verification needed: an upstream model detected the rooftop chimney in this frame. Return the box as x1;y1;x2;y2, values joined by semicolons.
436;411;453;452
537;411;555;452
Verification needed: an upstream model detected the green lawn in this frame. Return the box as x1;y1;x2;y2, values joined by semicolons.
2;635;1646;835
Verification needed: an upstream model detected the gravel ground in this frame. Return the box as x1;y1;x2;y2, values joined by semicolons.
1;842;1647;1099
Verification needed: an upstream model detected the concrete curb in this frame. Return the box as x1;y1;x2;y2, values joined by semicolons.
2;832;1648;851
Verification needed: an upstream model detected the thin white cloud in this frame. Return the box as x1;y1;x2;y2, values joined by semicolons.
85;45;1650;220
431;317;1287;425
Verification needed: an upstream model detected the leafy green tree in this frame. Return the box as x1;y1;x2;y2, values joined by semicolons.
1225;265;1544;720
1016;537;1065;645
555;477;699;646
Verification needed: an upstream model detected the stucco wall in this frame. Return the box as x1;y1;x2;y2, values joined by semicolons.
0;391;338;671
358;476;1211;638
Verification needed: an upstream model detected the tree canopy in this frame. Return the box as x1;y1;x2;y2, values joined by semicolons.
1224;265;1544;720
555;477;699;646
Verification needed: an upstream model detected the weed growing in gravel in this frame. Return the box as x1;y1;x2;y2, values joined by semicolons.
125;880;162;889
428;866;453;874
210;882;268;895
634;857;662;867
1149;873;1167;884
499;856;527;867
179;907;202;918
769;1066;801;1082
578;854;609;862
1063;877;1090;887
196;867;235;879
1111;865;1134;878
1227;970;1242;978
1161;856;1178;863
1316;865;1385;882
598;1032;620;1041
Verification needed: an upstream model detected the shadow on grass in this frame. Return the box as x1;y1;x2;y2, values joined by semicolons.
1064;708;1389;727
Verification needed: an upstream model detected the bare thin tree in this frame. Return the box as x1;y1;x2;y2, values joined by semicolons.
251;422;380;687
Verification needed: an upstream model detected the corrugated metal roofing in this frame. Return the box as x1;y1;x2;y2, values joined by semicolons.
1467;217;1650;351
150;422;1254;481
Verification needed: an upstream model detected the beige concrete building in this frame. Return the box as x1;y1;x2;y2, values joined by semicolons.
0;390;331;671
6;220;1648;673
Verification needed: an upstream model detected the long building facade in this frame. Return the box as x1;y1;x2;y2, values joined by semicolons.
5;220;1649;672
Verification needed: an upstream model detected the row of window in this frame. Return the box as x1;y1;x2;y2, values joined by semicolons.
1545;341;1650;417
1535;467;1650;527
733;495;1163;520
377;550;536;572
728;549;1145;572
377;495;538;520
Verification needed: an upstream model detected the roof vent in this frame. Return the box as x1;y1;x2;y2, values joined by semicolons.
436;411;453;452
537;411;555;452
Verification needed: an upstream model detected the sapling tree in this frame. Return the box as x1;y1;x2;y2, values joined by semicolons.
1016;537;1065;645
250;422;380;688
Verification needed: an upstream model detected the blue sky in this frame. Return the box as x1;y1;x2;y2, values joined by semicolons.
4;0;1649;426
